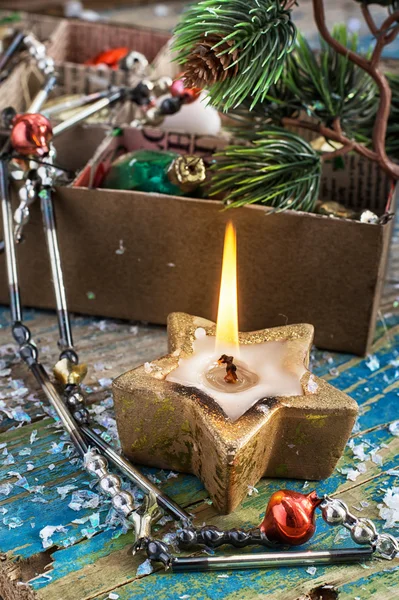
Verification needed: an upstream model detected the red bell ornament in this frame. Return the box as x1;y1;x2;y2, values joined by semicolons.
10;113;53;157
260;490;322;546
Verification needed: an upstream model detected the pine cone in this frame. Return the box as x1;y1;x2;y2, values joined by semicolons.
183;34;239;89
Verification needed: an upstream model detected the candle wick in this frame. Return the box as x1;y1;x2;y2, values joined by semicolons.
218;354;238;384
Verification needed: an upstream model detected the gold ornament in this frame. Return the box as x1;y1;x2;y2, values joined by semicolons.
53;358;88;386
167;156;207;192
113;312;358;514
315;200;356;219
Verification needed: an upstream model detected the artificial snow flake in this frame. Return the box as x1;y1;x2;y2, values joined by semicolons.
365;355;380;372
30;430;38;444
306;566;317;576
115;240;125;255
48;464;55;471
68;490;100;511
349;440;368;462
389;421;399;437
370;450;383;466
39;525;68;549
26;462;34;471
3;453;15;465
47;441;67;454
18;448;32;456
307;375;318;393
14;476;30;490
0;482;13;496
247;485;259;496
3;516;23;529
56;484;77;500
378;487;399;528
346;468;362;481
108;594;120;600
136;558;153;576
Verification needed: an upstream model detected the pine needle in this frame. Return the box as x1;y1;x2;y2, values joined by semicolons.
172;0;296;111
211;128;321;212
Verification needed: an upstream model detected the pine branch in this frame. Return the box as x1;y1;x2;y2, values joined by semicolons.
172;0;296;111
284;26;378;135
210;128;321;212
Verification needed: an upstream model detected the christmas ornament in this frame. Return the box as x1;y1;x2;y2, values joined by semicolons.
139;489;398;570
53;357;88;386
259;490;322;546
170;78;201;104
10;113;53;157
315;200;356;219
102;150;206;196
85;48;148;73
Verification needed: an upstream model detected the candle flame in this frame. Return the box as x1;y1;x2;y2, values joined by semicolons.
216;221;239;355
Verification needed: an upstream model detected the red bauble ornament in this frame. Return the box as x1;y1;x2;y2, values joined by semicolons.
85;47;129;69
170;78;201;104
10;113;53;157
259;490;322;546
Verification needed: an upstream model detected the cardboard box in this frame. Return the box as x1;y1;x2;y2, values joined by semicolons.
47;18;172;90
0;126;395;355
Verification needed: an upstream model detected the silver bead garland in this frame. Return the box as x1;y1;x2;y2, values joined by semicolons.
321;496;399;560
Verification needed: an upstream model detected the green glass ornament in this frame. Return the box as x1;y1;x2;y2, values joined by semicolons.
102;149;206;196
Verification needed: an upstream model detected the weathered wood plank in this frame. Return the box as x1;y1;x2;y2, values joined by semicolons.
0;214;398;599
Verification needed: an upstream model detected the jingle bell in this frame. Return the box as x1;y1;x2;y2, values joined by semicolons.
53;358;88;386
260;490;322;546
10;113;53;157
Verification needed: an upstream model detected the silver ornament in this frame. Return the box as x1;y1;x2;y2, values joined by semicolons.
99;473;121;496
67;392;85;407
112;491;135;516
153;76;173;96
351;519;377;545
375;534;399;560
321;499;347;525
85;454;108;477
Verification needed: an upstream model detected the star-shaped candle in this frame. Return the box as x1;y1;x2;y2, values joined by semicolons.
113;222;358;513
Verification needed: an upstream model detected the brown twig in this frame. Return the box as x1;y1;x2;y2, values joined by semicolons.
310;0;399;179
361;4;379;36
281;116;376;162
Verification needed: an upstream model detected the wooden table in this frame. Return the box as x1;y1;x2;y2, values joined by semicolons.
0;221;398;600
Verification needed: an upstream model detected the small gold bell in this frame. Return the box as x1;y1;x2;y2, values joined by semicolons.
53;358;88;386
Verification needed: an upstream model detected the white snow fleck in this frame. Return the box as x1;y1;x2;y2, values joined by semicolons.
56;484;77;500
371;450;383;466
39;525;68;549
307;375;318;393
115;240;125;255
365;355;380;372
247;485;259;496
136;558;153;576
378;487;399;528
0;482;13;496
108;594;120;600
389;421;399;437
306;566;317;576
